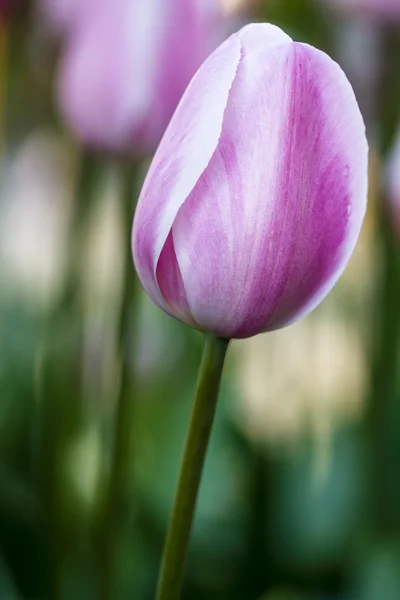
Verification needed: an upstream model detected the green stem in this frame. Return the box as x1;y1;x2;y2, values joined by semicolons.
60;149;99;312
99;162;140;600
39;149;99;600
156;334;230;600
366;25;400;537
368;218;400;534
110;163;139;503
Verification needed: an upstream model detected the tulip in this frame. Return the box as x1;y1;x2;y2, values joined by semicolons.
132;22;368;340
320;0;400;20
57;0;221;155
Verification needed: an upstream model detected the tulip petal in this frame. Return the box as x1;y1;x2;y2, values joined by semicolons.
133;34;241;315
172;34;367;338
238;22;292;55
155;231;195;324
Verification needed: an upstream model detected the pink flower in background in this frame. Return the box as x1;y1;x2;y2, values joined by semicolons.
386;130;400;230
57;0;221;155
321;0;400;19
132;23;368;340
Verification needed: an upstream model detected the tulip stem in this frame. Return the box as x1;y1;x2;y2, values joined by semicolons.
59;149;100;312
39;148;99;600
111;162;140;514
155;334;230;600
0;20;7;162
98;161;140;600
366;25;400;537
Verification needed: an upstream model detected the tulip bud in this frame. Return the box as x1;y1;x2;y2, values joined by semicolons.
132;23;368;340
320;0;400;20
57;0;221;155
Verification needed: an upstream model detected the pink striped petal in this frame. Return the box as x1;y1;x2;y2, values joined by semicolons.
132;33;242;318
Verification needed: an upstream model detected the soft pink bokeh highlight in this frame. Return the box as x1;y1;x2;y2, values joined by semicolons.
132;23;368;340
57;0;221;155
386;130;400;231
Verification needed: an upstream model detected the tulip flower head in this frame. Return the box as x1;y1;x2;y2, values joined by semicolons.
132;23;368;340
57;0;221;155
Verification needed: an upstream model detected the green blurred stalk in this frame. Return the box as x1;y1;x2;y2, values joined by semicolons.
38;149;100;600
112;163;140;503
0;21;7;163
367;26;400;536
98;162;140;600
156;334;230;600
368;214;400;535
59;150;100;312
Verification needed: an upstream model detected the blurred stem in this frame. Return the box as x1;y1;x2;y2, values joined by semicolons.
111;163;139;508
59;149;100;312
98;161;140;600
367;26;400;535
156;334;230;600
0;20;7;163
368;215;400;534
241;448;271;598
39;149;99;600
376;27;400;156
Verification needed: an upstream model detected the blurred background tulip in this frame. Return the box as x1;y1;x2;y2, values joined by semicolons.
57;0;222;155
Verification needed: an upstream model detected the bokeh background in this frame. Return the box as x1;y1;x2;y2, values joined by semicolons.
1;0;400;599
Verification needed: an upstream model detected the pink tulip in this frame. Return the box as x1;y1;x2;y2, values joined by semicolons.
132;23;368;340
57;0;221;155
321;0;400;19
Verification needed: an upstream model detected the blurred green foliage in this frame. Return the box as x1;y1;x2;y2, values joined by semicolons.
1;1;400;599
